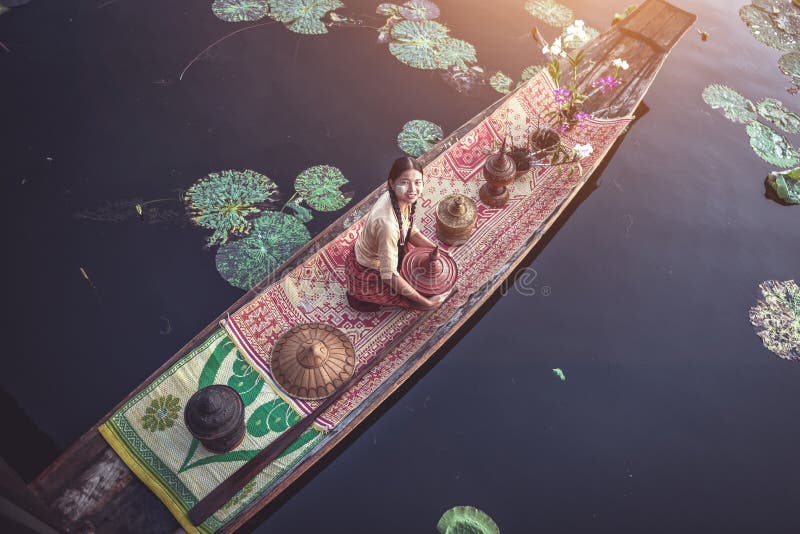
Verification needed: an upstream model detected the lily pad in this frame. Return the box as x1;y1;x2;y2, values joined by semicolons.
212;0;271;22
756;97;800;134
399;0;440;21
437;506;500;534
746;121;799;167
517;65;543;87
749;280;800;360
489;71;513;94
779;51;800;86
702;84;758;124
767;167;800;204
215;212;311;289
524;0;574;28
377;3;401;16
186;169;280;247
397;119;443;157
389;19;450;70
268;0;343;35
753;0;785;13
739;4;799;51
435;37;477;70
294;165;352;211
286;199;313;222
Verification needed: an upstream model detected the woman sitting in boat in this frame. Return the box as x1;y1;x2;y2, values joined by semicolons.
346;156;452;311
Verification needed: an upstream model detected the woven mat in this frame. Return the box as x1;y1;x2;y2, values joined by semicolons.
99;329;323;534
224;70;632;431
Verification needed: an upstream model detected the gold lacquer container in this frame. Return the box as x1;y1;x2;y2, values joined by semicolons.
436;194;477;246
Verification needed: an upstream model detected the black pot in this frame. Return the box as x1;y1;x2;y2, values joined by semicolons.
509;148;531;176
529;127;560;152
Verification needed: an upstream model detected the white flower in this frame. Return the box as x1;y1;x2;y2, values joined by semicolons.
542;44;550;55
574;19;585;28
573;143;594;159
612;58;630;70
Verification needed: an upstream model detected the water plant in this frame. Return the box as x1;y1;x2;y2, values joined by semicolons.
388;19;450;69
489;71;513;94
399;0;439;21
437;506;500;534
702;84;758;124
185;169;280;247
75;196;184;224
397;119;443;157
212;0;271;22
749;280;800;361
215;212;310;289
756;97;800;134
267;0;344;34
778;51;800;92
293;165;352;211
767;167;800;204
746;121;798;167
524;0;574;28
739;2;800;52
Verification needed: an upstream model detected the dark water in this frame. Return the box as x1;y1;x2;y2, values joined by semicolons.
2;0;799;532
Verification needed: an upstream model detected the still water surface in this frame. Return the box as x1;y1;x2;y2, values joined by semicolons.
1;0;799;532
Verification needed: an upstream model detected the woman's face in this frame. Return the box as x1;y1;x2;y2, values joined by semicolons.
392;169;424;204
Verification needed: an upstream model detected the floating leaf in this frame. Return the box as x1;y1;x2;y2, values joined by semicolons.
399;0;440;21
377;3;401;16
739;4;798;51
397;119;443;157
437;506;500;534
552;368;566;381
746;121;799;167
749;280;800;360
516;65;543;88
753;0;785;13
286;199;313;222
489;71;513;94
212;0;271;22
186;169;279;247
701;84;758;124
767;167;800;204
294;165;351;211
524;0;574;28
779;51;800;87
215;212;310;289
435;37;477;70
756;97;800;134
268;0;343;35
389;19;450;70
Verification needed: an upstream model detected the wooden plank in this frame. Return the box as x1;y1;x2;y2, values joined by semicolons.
29;2;696;532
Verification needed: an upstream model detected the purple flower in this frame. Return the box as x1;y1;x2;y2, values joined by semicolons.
573;111;591;129
553;87;572;105
591;75;622;94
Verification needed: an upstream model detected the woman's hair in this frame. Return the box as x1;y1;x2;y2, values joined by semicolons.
386;156;423;268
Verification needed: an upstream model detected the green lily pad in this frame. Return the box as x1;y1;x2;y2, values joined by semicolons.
489;71;513;94
753;0;785;13
437;506;500;534
294;165;352;211
377;3;401;16
746;121;799;167
779;51;800;86
702;84;758;124
524;0;574;28
435;37;477;70
286;199;313;222
767;167;800;204
186;169;280;247
756;97;800;134
397;119;443;157
268;0;343;35
749;279;800;360
212;0;271;22
389;19;450;70
739;4;799;51
215;212;310;289
399;0;440;21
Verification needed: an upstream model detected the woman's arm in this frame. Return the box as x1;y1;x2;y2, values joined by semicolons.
408;226;436;248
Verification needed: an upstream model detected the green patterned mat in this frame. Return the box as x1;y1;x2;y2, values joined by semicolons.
99;329;323;534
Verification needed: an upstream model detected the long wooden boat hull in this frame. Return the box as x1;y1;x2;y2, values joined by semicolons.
29;2;696;532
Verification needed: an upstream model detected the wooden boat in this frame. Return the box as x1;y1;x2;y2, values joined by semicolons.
28;2;695;532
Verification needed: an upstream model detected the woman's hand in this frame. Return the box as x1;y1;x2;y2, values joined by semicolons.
417;288;454;310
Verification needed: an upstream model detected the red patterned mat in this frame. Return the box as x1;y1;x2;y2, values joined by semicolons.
223;71;632;431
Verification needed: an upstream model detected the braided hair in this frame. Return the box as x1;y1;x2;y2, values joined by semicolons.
386;156;422;268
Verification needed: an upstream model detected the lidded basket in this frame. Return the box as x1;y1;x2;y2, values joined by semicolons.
184;385;245;453
436;194;477;246
400;246;458;297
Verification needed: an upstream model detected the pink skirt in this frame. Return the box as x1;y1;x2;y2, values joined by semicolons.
345;245;417;309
